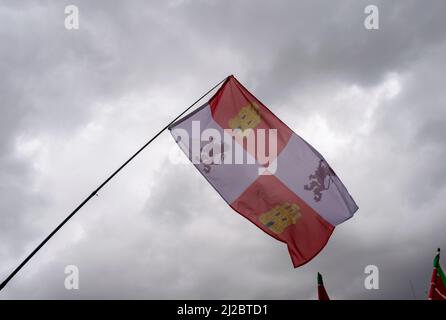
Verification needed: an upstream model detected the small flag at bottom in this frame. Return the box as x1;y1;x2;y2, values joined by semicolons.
428;248;446;300
317;272;330;300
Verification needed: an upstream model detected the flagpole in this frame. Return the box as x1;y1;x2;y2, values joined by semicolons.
0;75;230;292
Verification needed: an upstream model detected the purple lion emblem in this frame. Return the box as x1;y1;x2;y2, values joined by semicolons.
304;160;335;202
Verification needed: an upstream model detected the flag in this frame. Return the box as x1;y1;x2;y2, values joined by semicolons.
317;272;330;300
168;75;358;267
428;248;446;300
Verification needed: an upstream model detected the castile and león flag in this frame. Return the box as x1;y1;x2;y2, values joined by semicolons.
169;75;358;267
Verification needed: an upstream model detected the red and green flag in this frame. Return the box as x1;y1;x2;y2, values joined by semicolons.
428;248;446;300
317;272;330;300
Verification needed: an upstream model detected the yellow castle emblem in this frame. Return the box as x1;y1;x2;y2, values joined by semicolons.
259;202;302;234
228;102;261;136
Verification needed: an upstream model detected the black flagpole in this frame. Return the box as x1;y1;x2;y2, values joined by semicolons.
0;75;230;291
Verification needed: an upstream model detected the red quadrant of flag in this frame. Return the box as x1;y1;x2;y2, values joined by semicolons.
210;76;292;164
231;175;334;267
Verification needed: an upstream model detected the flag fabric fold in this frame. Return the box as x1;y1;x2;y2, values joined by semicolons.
428;249;446;300
169;75;358;267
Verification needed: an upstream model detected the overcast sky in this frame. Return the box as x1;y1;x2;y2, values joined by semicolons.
1;0;445;299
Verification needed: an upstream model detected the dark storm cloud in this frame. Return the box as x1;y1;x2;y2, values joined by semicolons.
0;0;446;299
